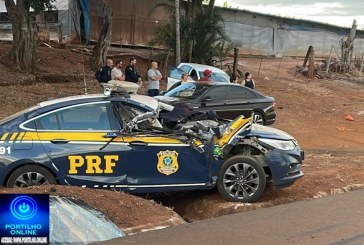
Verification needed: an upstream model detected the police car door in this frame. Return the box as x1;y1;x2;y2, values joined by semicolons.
113;102;211;192
125;135;211;192
31;101;129;188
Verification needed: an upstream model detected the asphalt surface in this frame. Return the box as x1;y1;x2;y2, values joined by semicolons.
97;189;364;245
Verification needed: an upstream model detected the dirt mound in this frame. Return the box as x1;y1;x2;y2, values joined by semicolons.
0;185;185;234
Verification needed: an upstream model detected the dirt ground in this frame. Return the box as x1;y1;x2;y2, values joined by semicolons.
0;43;363;223
0;185;185;234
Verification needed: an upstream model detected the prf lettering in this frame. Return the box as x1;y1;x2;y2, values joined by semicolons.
68;155;118;174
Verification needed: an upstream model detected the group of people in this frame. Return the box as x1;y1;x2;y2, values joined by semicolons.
230;72;255;89
169;69;255;92
96;58;139;84
96;58;256;97
95;57;162;97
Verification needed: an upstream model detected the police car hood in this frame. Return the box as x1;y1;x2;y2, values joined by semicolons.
130;95;160;111
248;124;294;140
129;95;174;113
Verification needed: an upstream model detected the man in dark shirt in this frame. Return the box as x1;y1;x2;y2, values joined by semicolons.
95;59;113;84
125;57;141;83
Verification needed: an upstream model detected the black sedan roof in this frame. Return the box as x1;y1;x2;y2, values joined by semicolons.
164;82;270;100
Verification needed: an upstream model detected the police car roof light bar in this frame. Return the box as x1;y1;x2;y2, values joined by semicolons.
103;81;139;98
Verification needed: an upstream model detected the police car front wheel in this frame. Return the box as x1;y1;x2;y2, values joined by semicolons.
217;156;266;202
6;166;57;188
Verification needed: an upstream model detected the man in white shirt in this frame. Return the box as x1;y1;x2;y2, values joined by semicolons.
147;60;162;97
111;60;125;81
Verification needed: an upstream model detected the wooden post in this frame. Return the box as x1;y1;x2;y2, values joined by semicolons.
308;48;315;79
326;44;333;74
303;46;313;68
360;51;364;73
276;57;283;79
257;56;263;79
233;48;238;77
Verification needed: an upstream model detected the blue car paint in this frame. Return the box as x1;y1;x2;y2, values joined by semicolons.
230;126;304;188
264;147;304;187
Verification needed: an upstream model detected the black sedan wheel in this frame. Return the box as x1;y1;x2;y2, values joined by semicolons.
253;112;264;125
217;156;266;202
6;166;56;188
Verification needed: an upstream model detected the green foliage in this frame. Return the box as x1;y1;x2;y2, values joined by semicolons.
150;0;231;65
149;22;176;50
215;40;242;69
192;12;229;64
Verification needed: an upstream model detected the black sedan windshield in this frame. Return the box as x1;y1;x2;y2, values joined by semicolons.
165;82;209;99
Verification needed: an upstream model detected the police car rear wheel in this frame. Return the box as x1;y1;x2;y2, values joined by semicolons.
6;166;56;188
217;156;266;202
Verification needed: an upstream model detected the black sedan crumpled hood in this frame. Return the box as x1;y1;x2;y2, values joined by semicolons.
247;124;294;140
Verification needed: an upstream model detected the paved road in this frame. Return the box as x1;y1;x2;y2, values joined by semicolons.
97;189;364;245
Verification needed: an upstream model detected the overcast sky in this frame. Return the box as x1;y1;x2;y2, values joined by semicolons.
215;0;364;29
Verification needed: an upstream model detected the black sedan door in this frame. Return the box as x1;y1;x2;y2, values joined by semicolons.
225;86;256;119
195;85;252;119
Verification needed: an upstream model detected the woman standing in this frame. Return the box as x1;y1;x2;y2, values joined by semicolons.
242;72;255;89
167;72;189;92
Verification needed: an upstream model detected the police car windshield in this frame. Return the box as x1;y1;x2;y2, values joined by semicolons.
165;82;208;99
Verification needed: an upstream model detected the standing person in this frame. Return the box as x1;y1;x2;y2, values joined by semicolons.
125;57;142;85
111;60;125;81
95;59;113;84
199;69;212;82
147;60;162;97
167;72;189;92
230;74;239;84
242;72;255;89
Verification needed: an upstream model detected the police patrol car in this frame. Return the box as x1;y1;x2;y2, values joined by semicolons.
0;82;304;202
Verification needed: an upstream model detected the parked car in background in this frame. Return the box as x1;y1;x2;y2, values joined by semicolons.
167;63;230;90
156;82;276;125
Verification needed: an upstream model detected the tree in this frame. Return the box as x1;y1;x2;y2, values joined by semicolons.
91;1;112;70
340;19;357;73
150;0;229;65
4;0;55;73
175;0;181;65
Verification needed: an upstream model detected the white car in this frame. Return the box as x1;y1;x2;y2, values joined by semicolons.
167;63;230;90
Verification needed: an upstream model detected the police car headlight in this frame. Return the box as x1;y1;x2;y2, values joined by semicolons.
258;138;296;151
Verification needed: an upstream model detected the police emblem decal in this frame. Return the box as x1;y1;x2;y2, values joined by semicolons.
157;150;179;176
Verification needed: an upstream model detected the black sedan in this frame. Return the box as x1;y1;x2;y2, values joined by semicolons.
156;82;276;125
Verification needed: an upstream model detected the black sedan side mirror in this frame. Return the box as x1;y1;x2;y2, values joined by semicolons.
201;96;213;102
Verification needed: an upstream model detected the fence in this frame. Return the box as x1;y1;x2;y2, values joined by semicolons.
89;0;169;45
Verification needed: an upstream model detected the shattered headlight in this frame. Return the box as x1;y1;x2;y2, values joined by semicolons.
258;138;296;151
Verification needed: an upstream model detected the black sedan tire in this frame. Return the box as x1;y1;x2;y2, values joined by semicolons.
217;156;266;202
6;165;56;188
253;111;265;125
